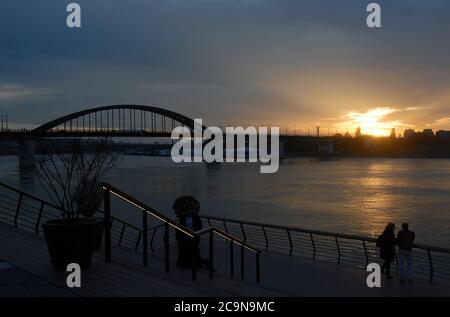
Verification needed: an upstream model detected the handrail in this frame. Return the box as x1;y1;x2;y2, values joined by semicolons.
0;182;66;213
101;183;196;237
200;214;450;254
201;215;450;281
202;215;378;242
0;181;144;234
100;182;259;252
100;182;261;283
194;226;260;253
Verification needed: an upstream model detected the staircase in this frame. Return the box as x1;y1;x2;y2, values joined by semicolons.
0;182;280;296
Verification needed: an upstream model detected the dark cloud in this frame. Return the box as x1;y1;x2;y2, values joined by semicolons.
0;0;449;129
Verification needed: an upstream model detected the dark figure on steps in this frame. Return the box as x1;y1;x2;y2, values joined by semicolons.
173;196;209;269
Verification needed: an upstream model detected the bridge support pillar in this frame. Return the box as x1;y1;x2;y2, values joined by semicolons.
18;140;36;170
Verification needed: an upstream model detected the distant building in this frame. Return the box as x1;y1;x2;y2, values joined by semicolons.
404;129;416;139
355;127;362;138
436;130;450;140
423;129;434;137
390;128;396;139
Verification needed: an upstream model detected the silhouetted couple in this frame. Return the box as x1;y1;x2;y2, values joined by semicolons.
173;196;210;269
378;222;415;282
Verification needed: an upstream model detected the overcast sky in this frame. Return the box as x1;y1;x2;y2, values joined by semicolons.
1;0;449;134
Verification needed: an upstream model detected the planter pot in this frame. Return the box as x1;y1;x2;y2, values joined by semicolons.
89;217;105;251
42;218;101;271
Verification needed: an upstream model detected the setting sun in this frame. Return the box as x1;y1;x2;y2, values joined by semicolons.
335;107;412;137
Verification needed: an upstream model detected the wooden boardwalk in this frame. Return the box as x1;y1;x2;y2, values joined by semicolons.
1;221;450;297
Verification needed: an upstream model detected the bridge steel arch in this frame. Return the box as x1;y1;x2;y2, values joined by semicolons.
30;105;204;137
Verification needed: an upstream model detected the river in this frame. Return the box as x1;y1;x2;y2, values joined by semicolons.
1;155;449;247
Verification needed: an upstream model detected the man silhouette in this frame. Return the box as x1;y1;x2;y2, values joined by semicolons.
397;223;415;282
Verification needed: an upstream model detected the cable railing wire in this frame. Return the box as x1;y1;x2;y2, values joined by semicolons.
200;214;450;282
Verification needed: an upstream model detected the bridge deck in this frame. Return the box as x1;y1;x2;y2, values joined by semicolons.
1;221;450;297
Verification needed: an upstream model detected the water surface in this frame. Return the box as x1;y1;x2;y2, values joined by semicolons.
1;155;449;247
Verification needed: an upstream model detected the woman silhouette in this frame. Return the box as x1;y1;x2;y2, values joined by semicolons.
379;223;396;279
173;196;205;268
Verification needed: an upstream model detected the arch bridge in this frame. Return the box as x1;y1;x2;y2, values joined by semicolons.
30;104;203;137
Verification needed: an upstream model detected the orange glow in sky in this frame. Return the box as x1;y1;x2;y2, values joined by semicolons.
335;107;413;137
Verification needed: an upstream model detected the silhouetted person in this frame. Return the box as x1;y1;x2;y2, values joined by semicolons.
397;223;415;282
173;196;208;269
378;223;396;279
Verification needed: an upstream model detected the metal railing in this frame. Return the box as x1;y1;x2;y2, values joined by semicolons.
200;215;450;282
2;181;449;284
0;182;144;251
101;183;261;283
0;182;261;283
0;182;184;261
0;182;177;266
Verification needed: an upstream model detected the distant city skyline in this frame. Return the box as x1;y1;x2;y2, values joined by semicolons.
1;1;449;136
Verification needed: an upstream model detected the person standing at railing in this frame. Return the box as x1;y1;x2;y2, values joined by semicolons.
173;196;209;269
397;223;415;282
377;223;396;279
